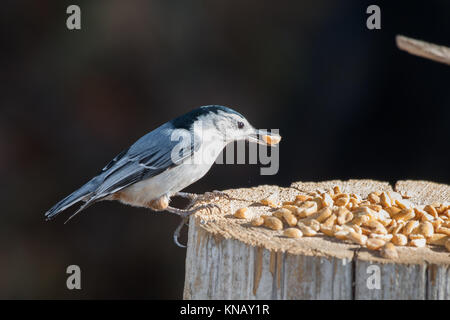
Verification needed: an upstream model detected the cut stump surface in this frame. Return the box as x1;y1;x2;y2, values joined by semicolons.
183;179;450;300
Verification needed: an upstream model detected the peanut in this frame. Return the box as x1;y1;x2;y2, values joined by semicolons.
262;134;281;145
424;205;438;218
347;231;368;245
393;208;415;222
283;228;303;239
264;216;283;230
364;220;388;235
410;238;426;248
279;209;298;227
369;233;393;242
366;238;386;250
251;216;265;227
297;201;318;218
295;194;311;203
322;214;337;227
403;220;419;235
368;192;380;204
316;207;332;223
380;192;391;208
419;221;434;238
386;206;402;216
427;234;448;246
321;193;334;207
409;234;424;240
381;242;398;259
260;198;277;207
333;186;341;194
298;225;317;237
334;230;349;240
392;234;408;246
336;207;353;225
352;214;371;226
303;219;320;232
334;193;350;206
234;207;249;219
320;225;334;237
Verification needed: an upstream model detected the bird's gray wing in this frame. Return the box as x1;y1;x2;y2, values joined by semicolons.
92;124;200;200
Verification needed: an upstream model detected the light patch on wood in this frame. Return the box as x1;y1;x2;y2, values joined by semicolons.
253;247;263;295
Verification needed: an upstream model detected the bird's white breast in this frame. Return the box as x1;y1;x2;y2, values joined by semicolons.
112;138;226;208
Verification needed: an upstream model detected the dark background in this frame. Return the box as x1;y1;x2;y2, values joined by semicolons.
1;0;449;298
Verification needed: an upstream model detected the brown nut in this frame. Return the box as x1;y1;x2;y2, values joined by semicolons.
386;206;402;216
320;225;334;237
316;207;332;223
297;201;318;218
419;221;434;238
437;226;450;236
295;194;311;203
393;208;415;221
302;219;321;232
368;192;381;204
410;238;426;248
333;186;341;194
336;207;353;225
322;214;337;227
264;216;283;230
381;242;398;259
347;231;368;245
298;225;317;237
366;238;386;250
262;134;282;145
279;209;298;227
321;193;334;207
369;233;393;242
260;198;277;208
427;234;448;246
283;228;303;239
334;193;350;207
424;205;438;218
234;207;249;219
403;220;419;235
380;192;392;208
334;230;350;240
392;234;408;246
251;216;265;227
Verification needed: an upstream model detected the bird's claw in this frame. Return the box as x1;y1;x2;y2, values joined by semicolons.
203;190;230;201
173;217;188;248
182;203;221;217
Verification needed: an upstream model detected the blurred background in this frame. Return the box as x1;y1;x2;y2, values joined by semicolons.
1;0;449;298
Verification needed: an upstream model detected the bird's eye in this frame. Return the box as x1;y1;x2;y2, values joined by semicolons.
238;121;244;129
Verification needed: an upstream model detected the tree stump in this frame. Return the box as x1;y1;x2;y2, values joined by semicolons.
183;180;450;299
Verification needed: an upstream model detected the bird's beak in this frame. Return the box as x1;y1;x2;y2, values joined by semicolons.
247;129;282;146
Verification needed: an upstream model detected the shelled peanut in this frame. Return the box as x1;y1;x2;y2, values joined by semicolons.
237;187;450;257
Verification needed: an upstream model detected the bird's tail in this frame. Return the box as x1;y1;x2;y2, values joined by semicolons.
45;179;98;221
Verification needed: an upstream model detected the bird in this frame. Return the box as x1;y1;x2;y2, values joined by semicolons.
45;105;281;246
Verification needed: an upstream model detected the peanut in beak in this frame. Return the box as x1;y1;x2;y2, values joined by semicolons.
262;134;282;145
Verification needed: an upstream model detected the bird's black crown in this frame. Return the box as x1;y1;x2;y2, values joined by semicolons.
170;105;243;130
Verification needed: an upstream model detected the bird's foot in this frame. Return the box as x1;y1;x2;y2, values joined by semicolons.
166;203;220;217
175;190;229;210
166;203;221;248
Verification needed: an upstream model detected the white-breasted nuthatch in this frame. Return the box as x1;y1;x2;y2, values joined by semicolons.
45;105;281;246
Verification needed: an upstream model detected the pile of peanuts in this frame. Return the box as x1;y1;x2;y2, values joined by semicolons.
234;186;450;258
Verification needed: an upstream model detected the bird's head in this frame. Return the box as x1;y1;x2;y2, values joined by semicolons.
172;105;281;147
